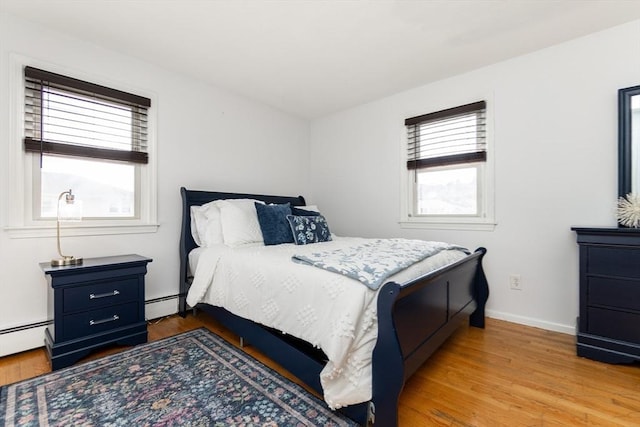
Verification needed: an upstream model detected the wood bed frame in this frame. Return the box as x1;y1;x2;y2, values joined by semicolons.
178;187;489;426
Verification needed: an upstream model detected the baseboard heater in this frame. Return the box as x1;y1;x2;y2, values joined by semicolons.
0;294;180;335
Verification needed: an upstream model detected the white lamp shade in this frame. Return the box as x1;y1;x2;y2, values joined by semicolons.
58;199;82;222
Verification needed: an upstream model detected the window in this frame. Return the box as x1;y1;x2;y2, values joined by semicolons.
23;66;150;221
401;101;494;230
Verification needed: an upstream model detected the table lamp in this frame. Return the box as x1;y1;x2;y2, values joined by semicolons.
51;189;83;266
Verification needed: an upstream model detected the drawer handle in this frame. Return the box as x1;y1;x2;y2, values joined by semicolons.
89;315;120;326
89;290;120;300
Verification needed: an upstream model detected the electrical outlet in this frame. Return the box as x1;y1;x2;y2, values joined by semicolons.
509;274;522;290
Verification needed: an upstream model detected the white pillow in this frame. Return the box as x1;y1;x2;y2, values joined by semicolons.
200;201;224;246
217;199;265;247
190;206;205;246
190;201;224;247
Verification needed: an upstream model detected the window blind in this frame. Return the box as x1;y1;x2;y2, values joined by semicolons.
406;101;486;170
24;66;151;164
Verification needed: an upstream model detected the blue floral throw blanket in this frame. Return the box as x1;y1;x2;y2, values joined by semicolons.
292;238;467;290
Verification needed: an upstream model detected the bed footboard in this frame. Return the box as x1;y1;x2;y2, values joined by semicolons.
371;247;488;427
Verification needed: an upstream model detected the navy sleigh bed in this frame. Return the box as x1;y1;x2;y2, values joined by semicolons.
178;187;489;426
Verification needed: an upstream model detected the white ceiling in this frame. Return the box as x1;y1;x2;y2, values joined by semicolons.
3;0;640;119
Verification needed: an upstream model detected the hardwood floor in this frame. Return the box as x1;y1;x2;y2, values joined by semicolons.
1;314;638;426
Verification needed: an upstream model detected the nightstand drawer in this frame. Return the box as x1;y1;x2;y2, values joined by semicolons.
63;278;139;313
588;307;640;343
61;302;142;341
588;277;640;311
587;247;640;278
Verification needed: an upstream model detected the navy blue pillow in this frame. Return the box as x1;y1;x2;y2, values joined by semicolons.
291;206;321;216
255;202;294;245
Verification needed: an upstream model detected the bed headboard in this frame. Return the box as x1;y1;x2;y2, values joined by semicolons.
178;187;306;316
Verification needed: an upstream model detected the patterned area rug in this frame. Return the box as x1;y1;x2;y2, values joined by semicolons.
0;328;357;426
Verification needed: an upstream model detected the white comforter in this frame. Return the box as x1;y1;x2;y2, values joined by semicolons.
186;237;467;409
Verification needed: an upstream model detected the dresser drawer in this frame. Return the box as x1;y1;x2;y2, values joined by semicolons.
587;246;640;278
588;277;640;311
587;307;640;343
63;278;139;313
61;302;142;341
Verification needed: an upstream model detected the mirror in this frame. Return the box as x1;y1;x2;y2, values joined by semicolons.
619;85;640;197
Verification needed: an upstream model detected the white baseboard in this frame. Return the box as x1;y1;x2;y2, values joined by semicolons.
486;309;576;335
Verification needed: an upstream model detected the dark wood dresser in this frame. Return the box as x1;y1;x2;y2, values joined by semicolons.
42;254;152;370
572;227;640;364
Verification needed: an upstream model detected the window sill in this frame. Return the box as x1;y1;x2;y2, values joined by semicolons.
399;219;496;231
4;222;160;239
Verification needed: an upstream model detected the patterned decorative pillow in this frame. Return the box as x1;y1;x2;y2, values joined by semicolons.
255;202;294;245
286;214;332;245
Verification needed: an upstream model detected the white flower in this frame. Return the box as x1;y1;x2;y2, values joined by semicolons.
617;193;640;228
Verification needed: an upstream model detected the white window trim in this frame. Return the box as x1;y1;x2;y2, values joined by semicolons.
4;54;158;239
399;98;496;231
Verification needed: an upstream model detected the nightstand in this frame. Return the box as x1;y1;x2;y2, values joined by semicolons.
42;254;152;370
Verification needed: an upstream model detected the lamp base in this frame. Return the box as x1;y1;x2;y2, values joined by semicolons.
51;256;83;267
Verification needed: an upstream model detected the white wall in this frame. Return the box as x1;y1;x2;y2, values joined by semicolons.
0;13;310;355
3;12;639;357
309;20;640;333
